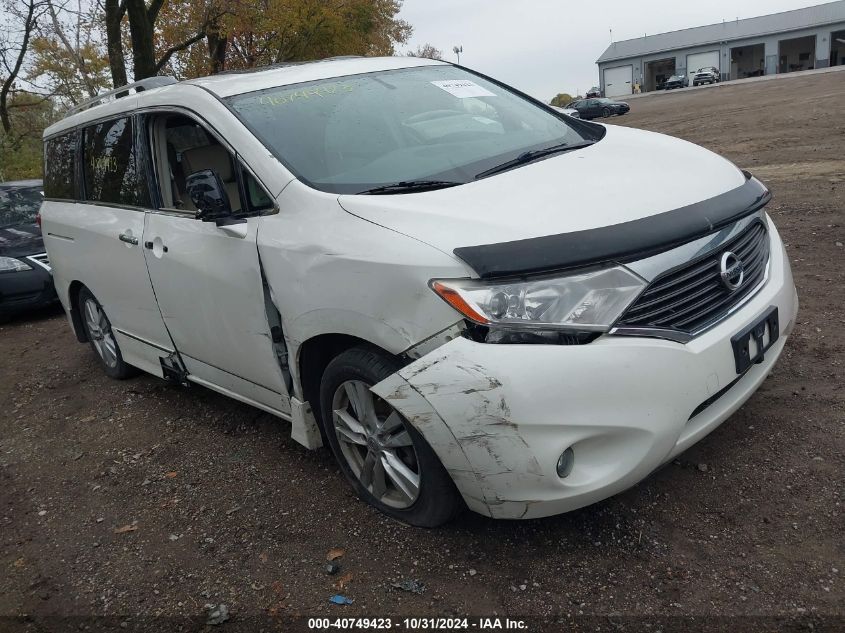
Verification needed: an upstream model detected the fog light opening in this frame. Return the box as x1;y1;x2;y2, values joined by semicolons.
556;447;575;479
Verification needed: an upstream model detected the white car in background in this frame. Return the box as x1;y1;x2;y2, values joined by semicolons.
551;105;580;118
693;67;721;86
41;56;797;526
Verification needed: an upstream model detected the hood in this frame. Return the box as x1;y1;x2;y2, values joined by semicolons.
0;223;44;258
338;124;747;261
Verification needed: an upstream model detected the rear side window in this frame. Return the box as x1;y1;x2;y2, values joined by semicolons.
83;117;149;207
44;132;78;200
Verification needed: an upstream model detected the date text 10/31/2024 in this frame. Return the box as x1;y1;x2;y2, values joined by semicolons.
308;617;529;630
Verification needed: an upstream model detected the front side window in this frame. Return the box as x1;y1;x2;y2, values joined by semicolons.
153;115;238;212
149;113;273;216
44;132;78;200
226;65;600;194
82;117;149;207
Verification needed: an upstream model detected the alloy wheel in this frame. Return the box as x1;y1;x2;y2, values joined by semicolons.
331;380;421;509
83;298;118;368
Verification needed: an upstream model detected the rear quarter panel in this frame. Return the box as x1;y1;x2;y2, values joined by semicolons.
40;200;82;310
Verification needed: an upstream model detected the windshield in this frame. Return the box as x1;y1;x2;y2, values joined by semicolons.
0;185;43;228
226;65;598;194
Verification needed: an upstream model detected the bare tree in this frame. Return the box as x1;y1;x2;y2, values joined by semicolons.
22;0;111;107
45;0;103;97
407;42;442;60
103;0;218;86
103;0;127;87
0;0;46;132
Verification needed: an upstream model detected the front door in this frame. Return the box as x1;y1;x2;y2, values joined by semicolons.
141;111;289;414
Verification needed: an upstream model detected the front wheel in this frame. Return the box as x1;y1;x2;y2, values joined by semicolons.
78;287;137;379
319;347;461;527
602;107;612;118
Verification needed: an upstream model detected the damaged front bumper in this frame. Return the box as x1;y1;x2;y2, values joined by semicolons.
372;233;798;520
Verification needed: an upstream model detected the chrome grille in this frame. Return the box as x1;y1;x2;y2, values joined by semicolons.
26;252;51;272
618;221;769;334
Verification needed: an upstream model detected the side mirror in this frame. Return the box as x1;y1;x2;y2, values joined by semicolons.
186;169;232;222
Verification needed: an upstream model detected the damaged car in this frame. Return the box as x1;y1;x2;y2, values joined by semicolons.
41;56;798;526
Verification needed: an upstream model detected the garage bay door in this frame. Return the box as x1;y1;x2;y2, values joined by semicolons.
604;65;633;97
686;50;720;75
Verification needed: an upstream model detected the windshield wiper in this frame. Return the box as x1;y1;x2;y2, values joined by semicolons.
356;180;463;195
475;140;596;179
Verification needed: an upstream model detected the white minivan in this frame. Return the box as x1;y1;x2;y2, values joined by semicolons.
42;56;797;526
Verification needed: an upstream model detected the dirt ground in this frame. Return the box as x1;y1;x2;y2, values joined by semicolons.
1;71;843;631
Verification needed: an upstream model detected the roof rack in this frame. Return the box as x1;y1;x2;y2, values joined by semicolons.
65;76;178;117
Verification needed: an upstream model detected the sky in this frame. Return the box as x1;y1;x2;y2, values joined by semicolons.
397;0;831;101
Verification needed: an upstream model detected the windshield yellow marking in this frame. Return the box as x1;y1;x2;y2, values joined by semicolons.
257;83;354;107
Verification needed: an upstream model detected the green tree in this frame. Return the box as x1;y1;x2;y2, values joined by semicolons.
161;0;412;78
1;0;46;133
549;93;574;108
0;92;56;180
27;0;111;107
102;0;412;84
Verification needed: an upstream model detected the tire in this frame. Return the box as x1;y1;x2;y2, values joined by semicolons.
78;286;137;380
319;346;461;527
602;107;612;118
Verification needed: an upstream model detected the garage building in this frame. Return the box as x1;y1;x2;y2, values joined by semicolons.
596;0;845;97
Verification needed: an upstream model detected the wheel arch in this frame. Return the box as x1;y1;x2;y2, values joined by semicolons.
67;280;89;343
296;333;404;429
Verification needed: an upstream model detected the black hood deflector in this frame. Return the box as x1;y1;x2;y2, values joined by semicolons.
453;172;770;279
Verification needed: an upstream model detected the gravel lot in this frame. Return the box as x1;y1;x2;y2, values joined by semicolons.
1;71;843;631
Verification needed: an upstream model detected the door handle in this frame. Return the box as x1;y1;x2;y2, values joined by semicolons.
118;232;139;245
144;240;168;253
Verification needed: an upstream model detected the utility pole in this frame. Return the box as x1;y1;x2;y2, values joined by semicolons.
453;45;463;64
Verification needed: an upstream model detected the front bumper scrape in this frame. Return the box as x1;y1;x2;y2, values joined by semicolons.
371;365;490;515
373;338;688;520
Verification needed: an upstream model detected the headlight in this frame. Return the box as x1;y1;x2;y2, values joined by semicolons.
0;256;32;273
431;266;646;331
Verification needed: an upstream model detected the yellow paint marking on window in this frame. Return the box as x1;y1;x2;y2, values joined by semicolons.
256;83;354;107
90;155;118;175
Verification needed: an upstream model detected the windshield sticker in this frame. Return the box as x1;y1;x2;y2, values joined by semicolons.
256;82;354;107
431;79;495;98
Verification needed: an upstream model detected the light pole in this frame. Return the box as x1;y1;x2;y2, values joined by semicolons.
453;45;463;64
